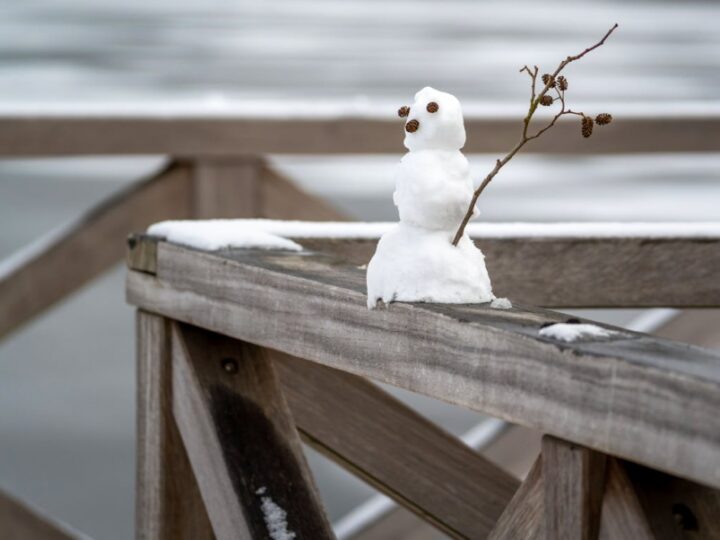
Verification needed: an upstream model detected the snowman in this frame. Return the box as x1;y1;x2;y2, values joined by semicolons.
366;87;496;308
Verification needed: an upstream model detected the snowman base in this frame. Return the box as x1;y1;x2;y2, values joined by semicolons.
366;223;494;309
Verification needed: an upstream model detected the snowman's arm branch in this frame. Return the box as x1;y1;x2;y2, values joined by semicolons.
451;24;618;246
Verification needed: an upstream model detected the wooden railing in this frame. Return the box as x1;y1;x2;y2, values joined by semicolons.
124;234;720;540
3;110;720;342
2;111;720;155
2;110;720;537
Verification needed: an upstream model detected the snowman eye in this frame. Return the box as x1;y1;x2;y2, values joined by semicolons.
398;106;410;118
426;102;439;113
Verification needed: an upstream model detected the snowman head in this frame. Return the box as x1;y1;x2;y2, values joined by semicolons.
400;87;466;151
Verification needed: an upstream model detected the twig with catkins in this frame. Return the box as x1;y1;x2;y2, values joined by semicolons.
451;23;618;246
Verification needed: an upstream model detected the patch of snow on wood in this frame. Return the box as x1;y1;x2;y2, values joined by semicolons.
539;323;614;342
490;297;512;309
147;220;302;251
147;219;720;247
255;487;296;540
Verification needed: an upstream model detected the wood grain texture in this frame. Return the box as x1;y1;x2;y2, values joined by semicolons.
488;458;543;540
343;425;541;540
2;115;720;156
170;322;334;540
542;436;607;540
127;235;158;275
125;243;720;489
192;158;262;219
598;459;654;540
0;163;193;340
272;352;518;539
0;488;84;540
624;460;720;540
136;311;214;540
296;237;720;308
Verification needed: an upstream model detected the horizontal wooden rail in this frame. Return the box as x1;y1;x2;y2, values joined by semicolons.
2;115;720;156
298;234;720;308
126;240;720;490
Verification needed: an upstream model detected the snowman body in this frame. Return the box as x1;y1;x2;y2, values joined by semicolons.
366;87;494;308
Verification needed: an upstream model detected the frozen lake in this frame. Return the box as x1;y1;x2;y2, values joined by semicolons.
1;1;719;538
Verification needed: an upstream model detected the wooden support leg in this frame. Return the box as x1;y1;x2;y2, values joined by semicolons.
542;436;607;540
170;322;334;540
272;351;518;539
0;163;193;340
622;460;720;539
488;457;543;540
598;459;654;540
136;311;214;540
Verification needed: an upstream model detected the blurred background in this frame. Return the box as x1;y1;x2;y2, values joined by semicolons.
1;1;719;538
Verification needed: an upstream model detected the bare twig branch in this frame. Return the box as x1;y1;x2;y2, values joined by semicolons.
451;23;618;246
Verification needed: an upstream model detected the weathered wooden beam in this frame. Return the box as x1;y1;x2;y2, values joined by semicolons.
598;459;654;540
338;424;541;540
129;232;720;308
542;436;607;540
298;236;720;308
272;352;518;539
125;243;720;489
623;460;720;539
136;311;214;540
488;458;543;540
0;163;193;340
170;322;334;540
0;488;87;540
2;115;720;156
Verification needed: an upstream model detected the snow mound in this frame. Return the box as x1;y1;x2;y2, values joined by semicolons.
539;323;614;342
490;297;512;309
147;220;302;251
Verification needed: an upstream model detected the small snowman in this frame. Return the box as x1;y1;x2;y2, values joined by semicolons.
366;87;495;308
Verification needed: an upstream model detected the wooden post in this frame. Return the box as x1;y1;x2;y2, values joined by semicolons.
136;311;214;540
192;157;263;219
542;436;607;540
170;322;334;540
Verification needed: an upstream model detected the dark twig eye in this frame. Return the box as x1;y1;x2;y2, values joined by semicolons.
398;106;410;118
426;102;439;113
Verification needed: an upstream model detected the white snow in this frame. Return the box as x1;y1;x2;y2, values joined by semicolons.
392;150;475;230
147;220;302;251
367;87;494;308
255;487;296;540
144;219;720;253
366;223;493;307
402;87;466;152
490;297;512;309
539;323;615;342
